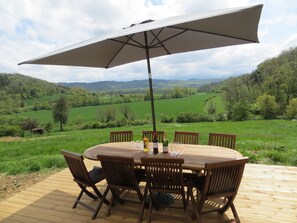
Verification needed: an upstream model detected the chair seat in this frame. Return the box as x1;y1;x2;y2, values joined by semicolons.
186;175;206;193
134;168;146;182
89;166;105;183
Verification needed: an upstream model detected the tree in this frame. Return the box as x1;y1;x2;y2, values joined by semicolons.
231;102;250;121
52;96;69;131
120;105;135;121
206;100;216;115
97;107;116;123
256;94;278;119
286;98;297;119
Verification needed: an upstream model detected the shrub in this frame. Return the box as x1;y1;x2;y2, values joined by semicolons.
214;112;227;121
160;114;174;123
120;105;135;121
206;100;216;115
0;124;22;137
44;122;53;132
97;107;116;122
176;112;214;123
128;120;149;126
21;118;38;131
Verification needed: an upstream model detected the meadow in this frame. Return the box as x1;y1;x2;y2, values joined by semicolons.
0;119;296;176
17;92;223;126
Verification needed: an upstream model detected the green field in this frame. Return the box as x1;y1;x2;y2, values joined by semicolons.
0;120;296;175
16;93;223;125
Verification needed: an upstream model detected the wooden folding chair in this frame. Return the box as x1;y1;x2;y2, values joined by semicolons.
61;150;109;220
110;130;133;142
139;157;189;223
142;130;165;143
208;132;236;150
187;158;249;223
174;131;199;144
96;154;145;218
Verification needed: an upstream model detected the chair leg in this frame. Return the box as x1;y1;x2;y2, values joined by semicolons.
78;184;97;199
147;196;153;223
230;203;240;223
138;184;149;223
106;191;114;217
188;187;200;223
92;185;110;205
136;188;144;202
184;191;189;223
92;187;109;220
73;189;84;208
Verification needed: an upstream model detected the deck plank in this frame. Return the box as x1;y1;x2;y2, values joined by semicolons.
0;161;297;223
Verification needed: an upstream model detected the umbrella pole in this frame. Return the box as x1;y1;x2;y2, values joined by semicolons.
144;32;157;132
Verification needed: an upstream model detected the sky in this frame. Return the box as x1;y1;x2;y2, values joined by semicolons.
1;0;297;83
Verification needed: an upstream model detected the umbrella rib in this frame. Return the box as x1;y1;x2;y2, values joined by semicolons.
149;28;171;55
111;35;145;49
106;36;135;68
170;26;259;43
107;34;147;68
150;29;187;49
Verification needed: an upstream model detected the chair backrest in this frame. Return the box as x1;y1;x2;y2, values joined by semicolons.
110;130;133;142
208;133;236;150
174;131;199;144
61;150;92;185
141;157;185;193
142;130;164;143
202;158;249;199
97;154;139;189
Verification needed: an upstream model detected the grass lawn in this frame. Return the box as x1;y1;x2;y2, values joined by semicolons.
15;93;223;125
0;119;296;175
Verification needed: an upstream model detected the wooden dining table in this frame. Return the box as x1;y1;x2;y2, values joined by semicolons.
84;142;243;171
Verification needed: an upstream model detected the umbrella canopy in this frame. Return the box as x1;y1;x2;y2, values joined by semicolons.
19;4;263;131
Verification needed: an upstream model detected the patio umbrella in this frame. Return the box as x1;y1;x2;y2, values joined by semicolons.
19;4;263;132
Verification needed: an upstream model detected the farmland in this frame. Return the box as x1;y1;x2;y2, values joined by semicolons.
15;92;223;126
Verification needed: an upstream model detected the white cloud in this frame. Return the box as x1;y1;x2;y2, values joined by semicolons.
0;0;297;83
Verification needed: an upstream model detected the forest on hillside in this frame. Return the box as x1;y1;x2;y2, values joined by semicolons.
216;47;297;120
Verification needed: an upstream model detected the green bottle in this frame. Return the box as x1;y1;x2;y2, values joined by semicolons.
163;133;168;153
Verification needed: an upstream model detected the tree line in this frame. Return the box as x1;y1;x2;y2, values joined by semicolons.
220;47;297;120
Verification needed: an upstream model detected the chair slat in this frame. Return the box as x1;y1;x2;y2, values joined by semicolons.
208;133;236;150
110;131;133;142
174;131;199;144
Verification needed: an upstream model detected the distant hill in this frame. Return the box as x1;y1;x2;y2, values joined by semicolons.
0;73;69;99
59;78;224;91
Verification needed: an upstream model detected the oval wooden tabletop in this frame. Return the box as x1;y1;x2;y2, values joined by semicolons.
84;142;243;171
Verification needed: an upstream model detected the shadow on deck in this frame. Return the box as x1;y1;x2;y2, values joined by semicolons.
0;160;296;223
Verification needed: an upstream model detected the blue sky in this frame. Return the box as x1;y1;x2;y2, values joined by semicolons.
1;0;297;83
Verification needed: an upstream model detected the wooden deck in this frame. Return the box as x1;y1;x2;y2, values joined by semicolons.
0;160;296;223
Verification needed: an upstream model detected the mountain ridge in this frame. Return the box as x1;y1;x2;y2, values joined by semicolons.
59;78;224;91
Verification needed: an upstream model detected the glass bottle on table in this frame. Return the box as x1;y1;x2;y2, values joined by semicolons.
163;133;169;153
153;132;158;154
143;131;149;153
